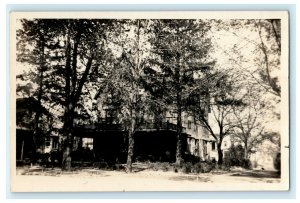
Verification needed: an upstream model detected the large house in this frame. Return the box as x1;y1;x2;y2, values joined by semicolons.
16;88;219;164
69;81;218;163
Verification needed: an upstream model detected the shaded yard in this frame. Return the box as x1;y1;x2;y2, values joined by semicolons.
16;162;280;183
13;162;282;192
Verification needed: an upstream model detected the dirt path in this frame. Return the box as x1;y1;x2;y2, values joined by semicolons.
12;166;281;192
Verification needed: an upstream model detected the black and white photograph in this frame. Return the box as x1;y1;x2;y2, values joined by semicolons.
10;11;289;192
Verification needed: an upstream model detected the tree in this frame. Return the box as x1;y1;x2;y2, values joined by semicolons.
254;19;281;97
193;71;243;165
55;19;113;170
16;19;60;150
231;85;273;160
213;19;281;98
206;19;282;165
223;144;252;169
94;19;151;172
145;19;213;165
17;19;112;170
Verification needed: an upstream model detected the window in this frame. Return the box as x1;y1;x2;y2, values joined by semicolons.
212;141;216;151
188;121;192;129
82;138;94;150
106;109;117;124
203;140;208;155
45;137;51;147
52;138;58;149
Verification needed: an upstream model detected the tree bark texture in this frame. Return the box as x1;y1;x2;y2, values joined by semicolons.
217;142;223;165
126;110;135;173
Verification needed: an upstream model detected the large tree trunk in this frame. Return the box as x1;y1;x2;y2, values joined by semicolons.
62;30;73;171
61;24;92;170
33;35;46;152
175;102;182;165
62;133;72;171
126;19;140;173
126;111;135;173
244;144;249;160
175;63;183;166
217;142;223;165
62;104;74;171
126;127;134;173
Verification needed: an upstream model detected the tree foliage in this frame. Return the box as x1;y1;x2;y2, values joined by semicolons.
144;19;214;164
17;19;113;170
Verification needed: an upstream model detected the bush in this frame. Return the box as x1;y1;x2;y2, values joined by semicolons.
179;162;214;174
273;152;281;171
93;161;109;169
181;162;193;174
191;162;202;173
147;161;215;174
149;162;158;171
200;162;214;173
37;152;50;165
160;162;172;172
148;162;174;172
219;164;231;171
223;145;252;169
241;159;252;169
183;154;201;164
50;149;62;166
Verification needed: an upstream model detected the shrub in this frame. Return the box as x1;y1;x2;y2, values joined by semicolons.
273;152;281;171
201;162;214;173
183;154;201;164
148;162;174;172
160;162;172;172
241;159;252;169
148;163;157;171
50;149;62;166
179;161;214;174
148;161;215;174
38;153;50;164
223;145;252;169
181;162;193;174
191;162;202;173
219;164;231;171
93;161;109;169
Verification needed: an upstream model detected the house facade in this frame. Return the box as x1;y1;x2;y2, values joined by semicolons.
16;96;218;164
16;97;59;162
74;89;219;163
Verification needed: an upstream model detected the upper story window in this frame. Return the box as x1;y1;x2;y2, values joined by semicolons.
187;120;192;129
194;124;198;131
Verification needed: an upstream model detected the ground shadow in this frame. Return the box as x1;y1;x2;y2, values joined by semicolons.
230;170;280;179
